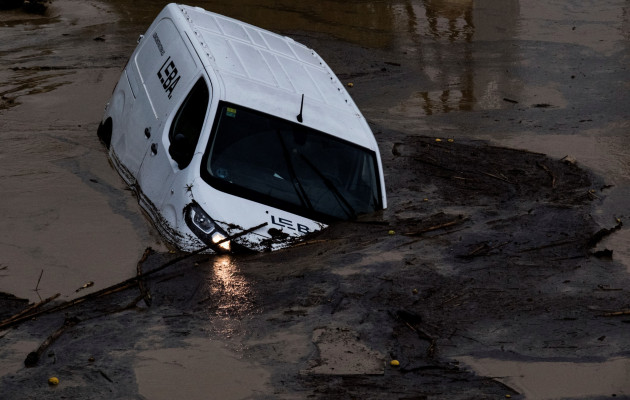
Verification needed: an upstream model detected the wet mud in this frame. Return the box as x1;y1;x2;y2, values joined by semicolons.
2;135;628;399
1;0;629;399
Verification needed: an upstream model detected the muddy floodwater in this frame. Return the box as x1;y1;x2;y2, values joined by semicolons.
1;0;629;399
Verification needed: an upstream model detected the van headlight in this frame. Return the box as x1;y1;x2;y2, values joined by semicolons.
185;203;231;252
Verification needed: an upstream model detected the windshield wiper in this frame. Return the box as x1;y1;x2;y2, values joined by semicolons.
299;153;357;220
275;130;313;211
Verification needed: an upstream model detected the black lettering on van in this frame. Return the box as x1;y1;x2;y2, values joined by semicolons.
157;56;181;99
152;32;165;56
271;215;295;231
271;215;310;234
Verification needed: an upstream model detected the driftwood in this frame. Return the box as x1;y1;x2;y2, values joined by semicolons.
602;310;630;317
460;241;510;259
0;293;60;328
137;248;153;307
23;293;148;368
0;222;269;331
390;310;437;358
35;269;44;292
0;248;191;330
536;162;557;188
480;171;514;185
24;317;79;367
403;216;469;237
518;239;578;253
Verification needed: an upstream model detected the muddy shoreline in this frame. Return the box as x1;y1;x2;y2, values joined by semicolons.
1;0;629;399
2;134;628;399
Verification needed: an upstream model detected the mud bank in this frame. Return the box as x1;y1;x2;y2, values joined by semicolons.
1;0;629;399
2;135;629;399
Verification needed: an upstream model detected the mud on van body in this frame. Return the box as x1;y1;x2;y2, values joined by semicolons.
98;3;387;253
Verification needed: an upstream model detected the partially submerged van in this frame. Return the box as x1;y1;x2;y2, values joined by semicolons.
98;3;387;252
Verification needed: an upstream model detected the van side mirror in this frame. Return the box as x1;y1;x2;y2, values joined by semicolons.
169;133;190;169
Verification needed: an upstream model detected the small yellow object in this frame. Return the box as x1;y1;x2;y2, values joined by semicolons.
447;138;454;143
435;138;442;142
347;82;354;87
423;198;428;202
505;395;512;399
48;377;59;385
390;360;400;367
412;288;418;294
388;230;395;235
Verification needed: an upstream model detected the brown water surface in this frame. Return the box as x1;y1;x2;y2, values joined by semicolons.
1;0;629;398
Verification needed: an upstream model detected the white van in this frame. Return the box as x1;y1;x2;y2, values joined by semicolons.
98;3;387;253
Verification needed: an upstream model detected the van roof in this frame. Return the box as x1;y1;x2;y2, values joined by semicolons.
170;4;377;150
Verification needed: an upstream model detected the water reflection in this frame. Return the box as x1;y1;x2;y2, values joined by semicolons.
204;255;253;317
423;0;474;42
108;0;397;48
105;0;523;116
392;0;521;116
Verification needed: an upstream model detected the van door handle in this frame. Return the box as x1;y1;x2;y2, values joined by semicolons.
150;143;158;155
144;127;151;138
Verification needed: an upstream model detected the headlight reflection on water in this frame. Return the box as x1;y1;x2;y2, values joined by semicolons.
205;255;253;318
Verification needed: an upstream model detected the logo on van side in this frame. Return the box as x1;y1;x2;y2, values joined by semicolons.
157;56;181;99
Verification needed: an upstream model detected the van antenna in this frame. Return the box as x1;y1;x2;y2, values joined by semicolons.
296;94;304;123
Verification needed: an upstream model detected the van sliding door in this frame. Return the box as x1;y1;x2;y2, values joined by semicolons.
137;76;210;222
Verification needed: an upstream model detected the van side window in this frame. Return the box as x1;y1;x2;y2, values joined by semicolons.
168;78;210;169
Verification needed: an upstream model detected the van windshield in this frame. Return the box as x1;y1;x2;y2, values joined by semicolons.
202;103;382;221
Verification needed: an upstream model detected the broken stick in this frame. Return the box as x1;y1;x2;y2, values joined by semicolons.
602;310;630;317
24;317;79;367
403;216;469;237
1;222;269;330
0;293;60;328
137;248;153;307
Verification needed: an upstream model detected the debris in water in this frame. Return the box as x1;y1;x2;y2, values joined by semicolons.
75;281;94;292
593;249;613;259
561;155;577;165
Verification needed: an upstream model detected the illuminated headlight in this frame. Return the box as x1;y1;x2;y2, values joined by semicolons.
185;203;231;252
212;232;231;252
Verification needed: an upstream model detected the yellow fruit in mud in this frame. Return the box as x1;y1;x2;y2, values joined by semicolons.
48;377;59;385
435;138;442;142
347;82;354;87
448;138;454;143
390;360;400;367
388;230;395;235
